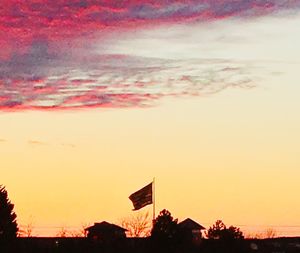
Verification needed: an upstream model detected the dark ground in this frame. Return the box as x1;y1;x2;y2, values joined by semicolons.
2;237;300;253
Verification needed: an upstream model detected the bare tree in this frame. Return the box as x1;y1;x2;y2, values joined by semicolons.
24;216;35;237
56;223;91;238
245;228;277;239
80;222;91;237
68;230;83;237
264;228;277;238
69;223;91;237
56;227;69;237
19;218;35;237
245;232;263;239
119;211;151;237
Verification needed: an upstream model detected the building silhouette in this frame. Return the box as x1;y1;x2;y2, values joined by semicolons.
178;218;205;244
85;221;127;242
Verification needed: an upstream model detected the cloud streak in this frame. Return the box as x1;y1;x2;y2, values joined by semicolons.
0;0;298;111
0;54;255;110
27;140;76;148
28;140;48;146
1;1;299;54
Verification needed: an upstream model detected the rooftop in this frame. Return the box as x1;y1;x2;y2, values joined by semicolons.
178;218;205;230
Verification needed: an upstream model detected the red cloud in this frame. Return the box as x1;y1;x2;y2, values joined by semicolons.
0;1;298;110
0;54;255;111
1;1;299;57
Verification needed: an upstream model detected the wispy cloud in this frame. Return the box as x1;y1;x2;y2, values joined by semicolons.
28;140;48;146
0;55;254;110
27;140;76;148
0;1;298;111
61;143;76;148
0;138;7;142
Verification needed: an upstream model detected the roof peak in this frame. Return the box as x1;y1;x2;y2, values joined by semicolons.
179;218;205;230
85;221;127;231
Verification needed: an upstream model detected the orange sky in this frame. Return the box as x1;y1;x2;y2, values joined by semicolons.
2;77;300;236
1;7;300;237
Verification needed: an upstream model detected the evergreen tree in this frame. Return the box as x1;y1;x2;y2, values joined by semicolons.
151;209;178;240
0;185;18;241
206;220;244;240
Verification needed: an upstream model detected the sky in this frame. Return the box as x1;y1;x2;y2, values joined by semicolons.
1;0;300;236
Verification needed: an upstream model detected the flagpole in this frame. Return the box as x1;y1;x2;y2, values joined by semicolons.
152;177;155;222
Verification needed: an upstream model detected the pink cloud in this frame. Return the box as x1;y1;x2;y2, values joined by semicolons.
0;1;298;110
1;1;298;55
0;54;255;110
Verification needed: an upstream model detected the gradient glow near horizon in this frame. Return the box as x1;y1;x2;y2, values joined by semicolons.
1;1;300;236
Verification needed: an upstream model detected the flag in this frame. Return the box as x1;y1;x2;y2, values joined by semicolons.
129;182;153;210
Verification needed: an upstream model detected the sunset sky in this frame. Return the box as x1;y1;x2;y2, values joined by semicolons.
1;0;300;236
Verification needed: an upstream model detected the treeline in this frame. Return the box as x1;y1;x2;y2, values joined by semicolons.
2;185;299;253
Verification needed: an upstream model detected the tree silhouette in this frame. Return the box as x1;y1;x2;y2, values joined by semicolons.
206;220;244;240
19;216;35;237
120;211;151;237
0;185;18;241
151;209;178;240
56;226;69;237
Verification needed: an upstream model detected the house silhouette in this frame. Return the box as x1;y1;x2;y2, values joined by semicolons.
85;221;127;241
178;218;205;243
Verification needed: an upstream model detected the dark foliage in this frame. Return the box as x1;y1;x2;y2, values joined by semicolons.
206;220;244;240
151;209;178;240
0;185;18;241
